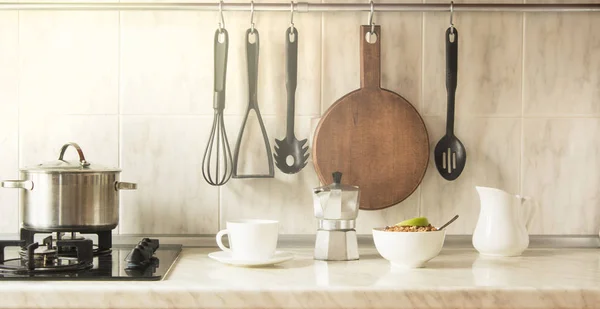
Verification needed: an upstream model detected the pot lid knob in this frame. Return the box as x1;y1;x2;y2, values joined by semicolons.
59;142;91;167
332;171;342;185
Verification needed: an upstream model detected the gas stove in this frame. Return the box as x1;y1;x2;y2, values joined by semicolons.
0;229;181;281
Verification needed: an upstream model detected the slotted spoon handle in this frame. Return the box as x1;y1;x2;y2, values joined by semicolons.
445;27;458;136
285;27;298;141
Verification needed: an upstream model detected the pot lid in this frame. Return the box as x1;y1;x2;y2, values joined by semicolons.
313;171;359;193
22;143;121;173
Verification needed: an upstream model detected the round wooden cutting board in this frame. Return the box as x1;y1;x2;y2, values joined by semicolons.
313;25;429;211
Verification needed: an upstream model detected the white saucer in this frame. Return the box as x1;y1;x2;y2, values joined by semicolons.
208;251;294;267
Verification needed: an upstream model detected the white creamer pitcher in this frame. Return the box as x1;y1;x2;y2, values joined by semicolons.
472;186;536;257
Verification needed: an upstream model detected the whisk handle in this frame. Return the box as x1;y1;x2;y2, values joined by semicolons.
214;28;229;110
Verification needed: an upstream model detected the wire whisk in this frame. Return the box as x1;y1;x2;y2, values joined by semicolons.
202;21;233;186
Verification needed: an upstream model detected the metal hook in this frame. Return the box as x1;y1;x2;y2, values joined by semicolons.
290;1;295;30
368;0;375;34
250;1;255;33
449;1;455;34
218;0;225;31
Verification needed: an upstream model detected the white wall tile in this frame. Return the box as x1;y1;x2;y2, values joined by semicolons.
19;114;119;168
0;12;19;233
120;116;219;234
523;119;600;235
420;116;521;234
523;10;600;115
120;12;214;115
0;12;18;117
0;114;18;234
423;0;523;117
19;11;118;115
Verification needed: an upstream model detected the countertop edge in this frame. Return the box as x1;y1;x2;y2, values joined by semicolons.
0;234;598;248
1;286;599;309
119;234;600;248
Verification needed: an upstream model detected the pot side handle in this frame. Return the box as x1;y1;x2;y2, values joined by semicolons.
1;180;34;190
115;182;137;191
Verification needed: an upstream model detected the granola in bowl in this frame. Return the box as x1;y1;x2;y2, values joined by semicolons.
384;224;438;232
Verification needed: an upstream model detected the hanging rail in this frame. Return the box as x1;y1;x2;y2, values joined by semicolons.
0;2;598;12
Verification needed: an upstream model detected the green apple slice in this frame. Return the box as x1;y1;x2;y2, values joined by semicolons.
395;217;429;227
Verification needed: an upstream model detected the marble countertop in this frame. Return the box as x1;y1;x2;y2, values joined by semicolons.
1;247;600;309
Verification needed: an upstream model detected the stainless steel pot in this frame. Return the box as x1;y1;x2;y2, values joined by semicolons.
1;143;137;232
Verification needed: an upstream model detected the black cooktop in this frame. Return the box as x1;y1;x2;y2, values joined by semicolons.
0;230;182;281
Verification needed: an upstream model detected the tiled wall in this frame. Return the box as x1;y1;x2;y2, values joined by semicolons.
0;0;598;236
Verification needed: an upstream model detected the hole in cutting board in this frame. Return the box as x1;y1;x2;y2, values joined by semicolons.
288;31;296;43
218;32;226;43
365;32;377;44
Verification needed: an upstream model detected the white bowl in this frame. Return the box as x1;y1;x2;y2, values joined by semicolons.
372;228;446;268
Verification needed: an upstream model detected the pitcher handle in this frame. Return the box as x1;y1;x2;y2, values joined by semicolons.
517;195;537;230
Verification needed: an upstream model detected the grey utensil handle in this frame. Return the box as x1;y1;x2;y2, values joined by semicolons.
246;29;260;109
232;27;274;179
285;27;298;141
214;29;229;111
445;27;458;135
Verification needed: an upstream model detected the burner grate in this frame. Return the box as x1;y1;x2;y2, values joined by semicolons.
0;236;94;274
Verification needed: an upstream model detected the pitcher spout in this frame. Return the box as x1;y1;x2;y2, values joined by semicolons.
473;185;533;257
475;186;515;200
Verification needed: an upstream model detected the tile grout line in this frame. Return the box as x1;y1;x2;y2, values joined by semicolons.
319;0;324;116
418;5;425;217
117;8;122;235
520;4;526;197
15;9;20;234
217;184;221;231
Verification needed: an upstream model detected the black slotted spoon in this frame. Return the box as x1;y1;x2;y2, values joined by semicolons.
434;27;466;181
274;27;309;174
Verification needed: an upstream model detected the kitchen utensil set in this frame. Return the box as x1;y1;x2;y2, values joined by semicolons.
205;2;307;186
203;4;467;189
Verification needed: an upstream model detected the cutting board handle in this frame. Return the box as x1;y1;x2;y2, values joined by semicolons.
360;25;381;89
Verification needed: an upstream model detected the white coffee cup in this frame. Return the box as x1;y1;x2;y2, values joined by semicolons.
216;219;279;261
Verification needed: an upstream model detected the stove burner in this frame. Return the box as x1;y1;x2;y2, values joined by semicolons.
20;229;113;253
0;228;177;281
20;235;112;258
0;238;93;274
